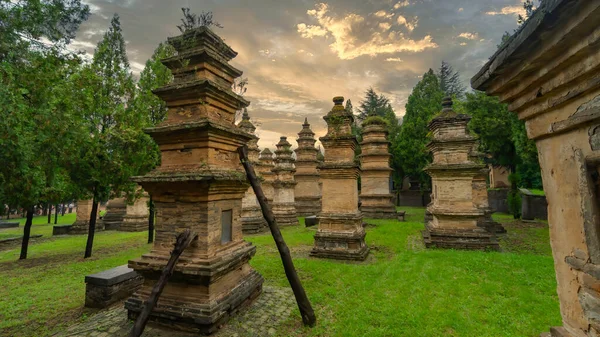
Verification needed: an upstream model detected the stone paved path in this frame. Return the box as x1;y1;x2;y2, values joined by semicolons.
54;286;296;337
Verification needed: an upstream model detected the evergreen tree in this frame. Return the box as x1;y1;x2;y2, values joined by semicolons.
345;99;354;114
133;42;176;127
68;14;157;258
438;61;465;98
0;0;90;259
394;69;444;190
357;88;392;121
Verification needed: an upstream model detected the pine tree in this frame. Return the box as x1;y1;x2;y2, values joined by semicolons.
438;61;465;98
345;99;354;114
357;88;392;121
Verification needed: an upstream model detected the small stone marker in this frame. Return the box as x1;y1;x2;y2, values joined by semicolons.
85;265;143;308
52;224;72;235
305;216;318;227
0;221;19;229
397;211;406;222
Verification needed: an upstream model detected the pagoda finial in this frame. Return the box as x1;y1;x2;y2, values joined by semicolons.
242;108;250;120
442;96;453;111
333;96;344;105
304;117;309;125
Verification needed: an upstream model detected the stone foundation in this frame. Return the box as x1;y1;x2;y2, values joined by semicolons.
103;198;126;231
85;265;143;309
295;196;321;217
422;223;498;251
241;205;266;234
272;202;299;227
70;199;103;234
360;195;397;219
310;213;369;260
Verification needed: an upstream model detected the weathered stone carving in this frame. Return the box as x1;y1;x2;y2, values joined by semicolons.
471;1;600;334
125;26;263;334
102;198;127;231
272;136;299;226
311;97;369;260
294;118;322;217
238;109;267;234
359;117;396;219
70;199;103;234
258;148;275;204
120;193;150;232
422;97;501;250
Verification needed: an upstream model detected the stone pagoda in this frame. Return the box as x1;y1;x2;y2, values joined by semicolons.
294;118;322;216
422;97;499;250
359;116;397;219
120;193;150;232
238;109;267;234
257;148;275;204
311;97;368;260
125;27;263;334
70;199;103;234
272;137;299;226
102;197;126;230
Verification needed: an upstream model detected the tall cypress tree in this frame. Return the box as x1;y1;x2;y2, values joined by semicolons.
68;14;157;258
438;61;465;98
394;69;445;190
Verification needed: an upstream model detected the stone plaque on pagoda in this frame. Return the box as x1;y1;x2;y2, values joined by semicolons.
238;109;267;234
310;97;369;260
294;118;322;216
359;116;397;219
125;26;263;334
272;136;299;226
422;97;500;251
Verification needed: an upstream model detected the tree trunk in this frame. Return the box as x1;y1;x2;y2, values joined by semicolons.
43;204;48;216
130;229;196;337
19;207;34;260
148;197;155;244
84;194;99;259
237;146;317;327
54;204;59;224
61;203;66;216
47;204;51;224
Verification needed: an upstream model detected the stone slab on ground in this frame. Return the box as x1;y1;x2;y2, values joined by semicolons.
54;286;295;337
0;221;19;229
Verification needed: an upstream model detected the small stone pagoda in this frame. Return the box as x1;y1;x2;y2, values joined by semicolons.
257;148;275;204
70;199;102;234
102;198;126;230
125;27;263;334
294;118;321;216
238;109;267;234
120;193;150;232
422;97;499;250
311;97;368;260
359;116;397;219
272;136;299;226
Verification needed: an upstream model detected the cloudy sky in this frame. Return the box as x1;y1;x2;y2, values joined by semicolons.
73;0;526;149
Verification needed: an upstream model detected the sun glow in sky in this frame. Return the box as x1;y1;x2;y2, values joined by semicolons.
77;0;524;149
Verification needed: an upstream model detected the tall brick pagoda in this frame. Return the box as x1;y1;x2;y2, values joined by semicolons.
238;109;267;233
120;193;150;232
70;199;103;234
311;97;369;260
359;116;397;219
125;27;263;333
102;198;126;230
294;118;321;216
272;136;299;226
422;97;499;251
258;148;275;204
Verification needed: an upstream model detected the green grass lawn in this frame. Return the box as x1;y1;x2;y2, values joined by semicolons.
0;211;106;240
0;207;560;337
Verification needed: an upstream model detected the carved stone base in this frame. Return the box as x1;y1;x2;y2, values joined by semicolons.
540;327;573;337
360;195;397;219
70;220;104;234
478;217;507;234
126;243;264;334
311;213;369;261
241;206;267;234
295;197;321;217
272;203;299;226
119;215;147;232
422;223;499;251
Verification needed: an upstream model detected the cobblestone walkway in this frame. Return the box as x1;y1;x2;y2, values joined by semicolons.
54;286;296;337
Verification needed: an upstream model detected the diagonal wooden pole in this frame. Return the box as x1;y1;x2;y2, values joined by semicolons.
129;229;197;337
238;145;317;327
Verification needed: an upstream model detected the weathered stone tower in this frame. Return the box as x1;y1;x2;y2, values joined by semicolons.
102;198;126;230
311;96;369;260
422;97;499;250
120;193;150;232
258;148;275;204
294;118;322;216
359;117;397;219
70;199;103;234
238;109;267;234
125;27;263;333
272;136;299;226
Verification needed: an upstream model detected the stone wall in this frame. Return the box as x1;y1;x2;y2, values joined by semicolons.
488;189;509;213
520;189;548;221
